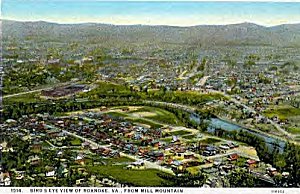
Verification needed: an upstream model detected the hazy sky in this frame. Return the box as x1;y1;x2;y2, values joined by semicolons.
2;1;300;26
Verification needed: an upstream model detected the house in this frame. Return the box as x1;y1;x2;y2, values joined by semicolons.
184;153;197;160
282;172;290;178
81;142;90;149
151;140;160;147
247;159;259;169
14;171;25;180
149;151;164;161
47;58;60;65
267;167;278;176
228;153;239;161
221;164;235;172
0;172;11;186
202;146;217;156
75;154;85;165
183;160;202;167
45;170;56;178
47;129;60;138
213;159;222;167
76;178;85;186
126;161;145;170
219;145;230;150
28;155;41;166
100;106;108;111
31;142;42;152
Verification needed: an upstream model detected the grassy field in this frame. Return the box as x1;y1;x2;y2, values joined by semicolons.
70;157;165;187
198;138;221;144
97;157;135;165
106;106;179;129
160;137;173;143
182;134;197;139
294;136;300;141
105;112;163;128
264;106;300;120
125;118;164;129
86;165;170;186
129;106;183;126
105;112;128;118
186;166;201;175
5;92;44;103
287;127;300;134
70;138;83;146
169;130;192;136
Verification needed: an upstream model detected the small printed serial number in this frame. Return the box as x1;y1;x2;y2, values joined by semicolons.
11;189;22;193
271;190;285;193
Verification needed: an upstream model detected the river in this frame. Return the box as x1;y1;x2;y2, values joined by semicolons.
190;113;286;152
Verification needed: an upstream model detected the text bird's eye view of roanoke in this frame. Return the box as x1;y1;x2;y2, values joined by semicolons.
1;0;300;188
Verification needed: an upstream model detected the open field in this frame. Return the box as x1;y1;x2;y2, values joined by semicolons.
287;127;300;134
264;105;300;120
70;138;83;146
4;92;44;103
86;165;169;186
182;134;197;139
234;146;258;158
169;130;192;136
124;118;163;129
128;106;183;126
132;112;157;117
72;157;170;186
198;138;222;144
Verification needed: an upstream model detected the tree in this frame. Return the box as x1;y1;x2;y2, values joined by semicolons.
157;170;207;187
227;168;256;187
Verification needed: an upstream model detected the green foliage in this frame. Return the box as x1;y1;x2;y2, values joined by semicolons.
168;130;191;136
245;54;260;61
87;165;170;186
4;60;99;95
198;137;221;144
157;171;207;187
264;107;300;120
244;60;256;67
258;73;271;84
227;168;257;187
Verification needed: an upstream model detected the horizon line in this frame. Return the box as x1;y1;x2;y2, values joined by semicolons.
3;19;300;28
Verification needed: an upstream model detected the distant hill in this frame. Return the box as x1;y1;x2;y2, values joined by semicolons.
2;20;300;47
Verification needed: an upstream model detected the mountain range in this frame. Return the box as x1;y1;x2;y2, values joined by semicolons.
2;20;300;47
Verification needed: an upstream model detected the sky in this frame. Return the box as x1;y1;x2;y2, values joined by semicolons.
2;1;300;26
